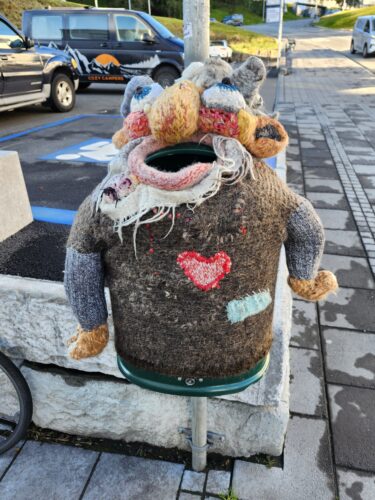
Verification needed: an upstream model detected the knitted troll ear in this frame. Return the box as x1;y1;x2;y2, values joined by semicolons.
232;56;266;109
249;116;289;158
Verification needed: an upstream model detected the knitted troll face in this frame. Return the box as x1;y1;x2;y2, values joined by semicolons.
64;56;337;369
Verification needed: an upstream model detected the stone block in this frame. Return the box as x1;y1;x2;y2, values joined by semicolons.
337;468;375;500
181;470;206;492
18;364;289;457
0;151;33;242
206;470;231;495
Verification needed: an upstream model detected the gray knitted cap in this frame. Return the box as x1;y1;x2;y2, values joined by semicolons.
120;75;154;118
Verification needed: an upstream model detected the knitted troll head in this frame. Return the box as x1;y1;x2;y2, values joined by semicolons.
112;56;287;159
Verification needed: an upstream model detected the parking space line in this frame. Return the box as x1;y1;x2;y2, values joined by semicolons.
0;114;121;143
31;206;77;226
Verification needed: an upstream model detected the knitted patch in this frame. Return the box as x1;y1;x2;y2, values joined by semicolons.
177;251;231;291
198;107;240;138
226;291;272;324
124;111;151;140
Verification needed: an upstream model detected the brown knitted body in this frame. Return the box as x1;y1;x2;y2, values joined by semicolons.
68;162;300;378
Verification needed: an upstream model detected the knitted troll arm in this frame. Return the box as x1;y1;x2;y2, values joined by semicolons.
64;197;109;360
284;199;338;301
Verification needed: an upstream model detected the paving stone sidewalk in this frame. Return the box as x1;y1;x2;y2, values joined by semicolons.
1;47;375;500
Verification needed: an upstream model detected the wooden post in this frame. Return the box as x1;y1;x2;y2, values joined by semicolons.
183;0;210;68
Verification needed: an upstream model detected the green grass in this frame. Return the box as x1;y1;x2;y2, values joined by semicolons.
156;16;278;58
0;0;84;28
211;3;299;25
318;6;375;30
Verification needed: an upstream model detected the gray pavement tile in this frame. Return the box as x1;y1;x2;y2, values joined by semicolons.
0;446;20;478
290;347;325;416
0;441;98;500
337;468;375;500
324;229;365;257
364;188;375;203
305;179;343;193
301;149;332;159
205;470;231;496
328;384;375;472
353;165;375;176
179;494;201;499
307;192;349;210
349;156;375;166
323;328;375;388
321;254;375;289
83;454;184;500
302;157;335;168
231;417;335;500
358;175;375;189
316;209;356;230
319;287;375;333
303;167;339;180
181;470;206;493
291;299;320;350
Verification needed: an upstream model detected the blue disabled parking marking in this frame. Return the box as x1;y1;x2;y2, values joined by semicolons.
31;206;77;226
40;137;117;164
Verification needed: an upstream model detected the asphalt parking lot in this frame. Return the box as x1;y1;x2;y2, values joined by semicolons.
0;77;277;282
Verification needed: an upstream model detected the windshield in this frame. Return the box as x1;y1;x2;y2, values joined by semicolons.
138;13;176;39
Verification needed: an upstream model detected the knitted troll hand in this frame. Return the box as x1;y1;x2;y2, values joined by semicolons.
65;56;337;375
67;324;109;360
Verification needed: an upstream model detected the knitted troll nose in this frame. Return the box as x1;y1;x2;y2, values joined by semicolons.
64;56;337;371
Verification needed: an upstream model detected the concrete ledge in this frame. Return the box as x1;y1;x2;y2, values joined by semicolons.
0;151;33;242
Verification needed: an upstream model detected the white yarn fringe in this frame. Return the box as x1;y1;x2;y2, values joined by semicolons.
98;135;255;255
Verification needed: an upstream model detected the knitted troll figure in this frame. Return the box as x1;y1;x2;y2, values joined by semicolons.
64;56;338;377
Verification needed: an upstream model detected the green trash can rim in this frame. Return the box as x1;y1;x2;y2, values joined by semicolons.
117;354;270;397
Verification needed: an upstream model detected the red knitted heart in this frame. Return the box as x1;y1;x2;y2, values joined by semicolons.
177;251;232;291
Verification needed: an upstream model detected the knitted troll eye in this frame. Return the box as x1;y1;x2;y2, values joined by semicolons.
130;83;163;113
201;78;246;113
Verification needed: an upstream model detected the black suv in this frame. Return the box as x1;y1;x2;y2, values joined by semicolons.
0;14;78;113
23;8;184;88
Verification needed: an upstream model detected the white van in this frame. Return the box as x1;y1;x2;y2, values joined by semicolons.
351;15;375;58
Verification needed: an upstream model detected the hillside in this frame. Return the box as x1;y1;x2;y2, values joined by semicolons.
0;0;83;28
318;6;375;30
0;0;277;57
157;16;277;57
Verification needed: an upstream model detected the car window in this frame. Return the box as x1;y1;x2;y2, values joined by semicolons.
31;15;63;40
115;15;153;42
364;20;370;33
372;20;375;32
356;19;364;30
0;19;23;49
68;14;109;41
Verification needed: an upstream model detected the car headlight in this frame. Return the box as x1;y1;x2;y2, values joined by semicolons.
71;58;78;69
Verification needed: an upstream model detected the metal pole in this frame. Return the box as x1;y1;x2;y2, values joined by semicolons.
276;0;284;69
94;0;98;8
183;0;210;68
148;0;151;15
128;0;132;10
191;397;207;472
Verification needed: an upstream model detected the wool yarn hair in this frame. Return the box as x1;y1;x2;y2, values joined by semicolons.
288;271;338;301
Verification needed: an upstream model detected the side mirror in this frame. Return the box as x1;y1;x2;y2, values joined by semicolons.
142;32;156;44
25;37;35;49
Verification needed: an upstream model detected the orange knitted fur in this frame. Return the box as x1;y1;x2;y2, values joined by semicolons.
149;81;200;144
288;271;338;301
68;323;109;360
112;128;129;149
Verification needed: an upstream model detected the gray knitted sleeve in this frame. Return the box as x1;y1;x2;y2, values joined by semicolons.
64;248;107;330
284;199;325;280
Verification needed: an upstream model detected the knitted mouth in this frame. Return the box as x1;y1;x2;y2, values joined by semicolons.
128;136;217;191
255;124;281;142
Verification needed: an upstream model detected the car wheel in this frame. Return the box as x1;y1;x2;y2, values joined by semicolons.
49;73;75;112
363;44;369;58
153;66;180;88
350;40;356;54
78;82;91;91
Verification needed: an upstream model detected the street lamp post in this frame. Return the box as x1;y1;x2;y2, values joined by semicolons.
276;0;285;69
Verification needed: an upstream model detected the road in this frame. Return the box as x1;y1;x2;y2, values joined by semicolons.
243;18;375;73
